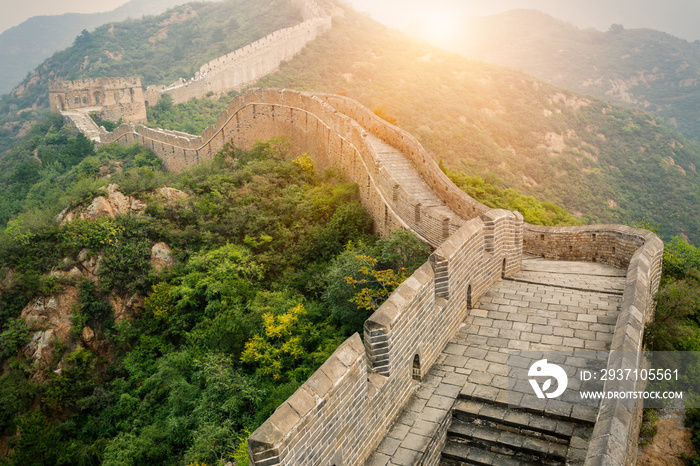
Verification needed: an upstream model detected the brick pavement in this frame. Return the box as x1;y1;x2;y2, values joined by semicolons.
366;255;626;466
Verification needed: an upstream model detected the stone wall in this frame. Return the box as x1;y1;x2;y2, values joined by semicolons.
248;210;523;465
49;77;147;122
60;111;105;142
100;88;490;247
523;224;664;466
95;89;663;466
522;224;649;269
144;0;331;106
317;94;490;222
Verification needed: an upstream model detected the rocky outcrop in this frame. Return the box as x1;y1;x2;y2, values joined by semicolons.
49;249;102;284
157;186;188;203
57;184;147;224
12;185;179;375
150;242;174;272
109;293;145;322
637;416;694;466
55;184;188;225
21;287;79;362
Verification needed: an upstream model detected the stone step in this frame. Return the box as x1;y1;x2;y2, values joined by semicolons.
446;419;568;463
458;388;597;426
453;399;577;441
441;439;550;466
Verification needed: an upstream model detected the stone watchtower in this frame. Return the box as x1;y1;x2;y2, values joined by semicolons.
49;77;147;123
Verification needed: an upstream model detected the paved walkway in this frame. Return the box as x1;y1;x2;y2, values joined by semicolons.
366;255;626;466
61;110;103;141
367;134;464;228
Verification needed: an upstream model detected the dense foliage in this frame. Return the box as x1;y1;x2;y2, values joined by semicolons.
0;0;191;95
146;93;237;135
0;114;160;229
0;119;431;464
640;234;700;462
442;164;580;226
4;0;700;243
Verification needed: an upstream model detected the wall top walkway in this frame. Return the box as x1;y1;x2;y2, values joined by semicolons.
367;256;625;465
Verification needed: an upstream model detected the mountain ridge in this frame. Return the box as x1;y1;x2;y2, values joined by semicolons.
0;0;198;95
434;9;700;142
4;0;700;244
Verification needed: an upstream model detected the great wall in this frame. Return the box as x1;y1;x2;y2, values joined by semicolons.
143;0;331;105
48;0;331;132
50;1;664;465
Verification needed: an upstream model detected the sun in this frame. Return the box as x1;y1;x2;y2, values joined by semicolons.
422;10;460;47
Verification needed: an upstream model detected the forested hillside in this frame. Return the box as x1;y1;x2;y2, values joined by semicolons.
0;0;302;155
0;117;435;464
0;0;192;95
4;0;700;243
437;10;700;142
255;7;700;243
4;0;700;462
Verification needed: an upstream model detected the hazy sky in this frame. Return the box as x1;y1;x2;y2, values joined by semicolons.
1;0;131;32
3;0;700;41
348;0;700;41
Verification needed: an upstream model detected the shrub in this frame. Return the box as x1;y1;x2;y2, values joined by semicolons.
0;318;30;359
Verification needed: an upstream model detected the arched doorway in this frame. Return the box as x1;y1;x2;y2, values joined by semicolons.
412;354;421;381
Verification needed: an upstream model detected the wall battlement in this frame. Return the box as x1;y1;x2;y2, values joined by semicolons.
50;77;147;123
48;4;662;461
143;0;331;105
99;88;493;247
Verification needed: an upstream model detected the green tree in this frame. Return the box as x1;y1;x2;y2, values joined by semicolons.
0;318;31;359
5;411;62;466
241;302;307;380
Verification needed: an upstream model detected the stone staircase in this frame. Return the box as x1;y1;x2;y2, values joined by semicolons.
441;396;592;466
61;110;104;142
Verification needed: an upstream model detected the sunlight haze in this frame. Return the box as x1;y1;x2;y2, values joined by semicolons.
5;0;700;41
346;0;700;41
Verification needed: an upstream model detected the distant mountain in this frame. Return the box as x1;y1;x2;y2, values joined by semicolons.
0;0;301;155
429;9;700;142
0;0;195;95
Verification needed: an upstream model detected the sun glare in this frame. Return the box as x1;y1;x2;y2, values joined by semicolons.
422;11;459;46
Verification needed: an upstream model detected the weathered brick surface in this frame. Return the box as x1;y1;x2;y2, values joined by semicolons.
50;77;147;122
98;88;491;247
249;210;523;465
522;225;663;466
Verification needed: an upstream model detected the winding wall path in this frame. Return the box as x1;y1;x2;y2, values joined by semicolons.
86;88;662;466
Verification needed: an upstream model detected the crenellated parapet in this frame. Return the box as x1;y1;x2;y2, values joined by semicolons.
523;224;664;466
144;0;331;105
50;77;147;123
249;209;524;465
98;88;490;247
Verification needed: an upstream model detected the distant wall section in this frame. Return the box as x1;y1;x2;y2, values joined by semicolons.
100;88;491;248
144;0;331;105
49;77;147;122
